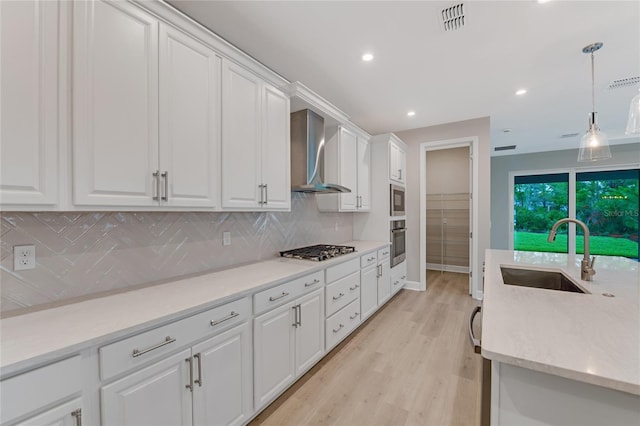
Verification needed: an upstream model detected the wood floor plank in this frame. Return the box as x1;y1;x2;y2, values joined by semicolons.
249;271;481;426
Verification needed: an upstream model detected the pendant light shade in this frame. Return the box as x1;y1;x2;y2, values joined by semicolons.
626;88;640;134
577;42;611;162
578;113;611;162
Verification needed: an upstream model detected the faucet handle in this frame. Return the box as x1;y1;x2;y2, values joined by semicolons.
590;256;596;268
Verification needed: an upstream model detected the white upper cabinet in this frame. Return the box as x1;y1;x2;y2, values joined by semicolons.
159;23;221;208
73;0;159;207
389;139;406;185
221;59;290;211
318;126;370;212
0;0;59;208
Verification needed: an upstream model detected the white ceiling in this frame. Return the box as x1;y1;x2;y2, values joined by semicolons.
166;0;640;156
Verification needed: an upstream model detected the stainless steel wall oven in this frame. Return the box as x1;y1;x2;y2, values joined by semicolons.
390;220;406;267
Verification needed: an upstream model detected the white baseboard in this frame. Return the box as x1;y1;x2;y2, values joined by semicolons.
426;263;469;274
403;280;422;291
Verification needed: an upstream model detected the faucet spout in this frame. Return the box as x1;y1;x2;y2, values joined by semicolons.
547;218;596;281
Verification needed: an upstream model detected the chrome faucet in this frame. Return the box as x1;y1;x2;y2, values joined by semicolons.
547;218;596;281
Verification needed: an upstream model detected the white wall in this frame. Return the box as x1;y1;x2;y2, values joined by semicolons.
491;142;640;249
395;117;491;287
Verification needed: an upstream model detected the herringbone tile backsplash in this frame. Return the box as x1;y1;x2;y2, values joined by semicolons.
0;193;353;314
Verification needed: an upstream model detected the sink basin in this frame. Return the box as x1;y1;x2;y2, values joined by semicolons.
500;267;586;293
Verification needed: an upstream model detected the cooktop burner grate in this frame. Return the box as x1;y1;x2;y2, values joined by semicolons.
280;244;356;261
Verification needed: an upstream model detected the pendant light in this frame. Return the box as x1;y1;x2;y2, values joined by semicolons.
577;42;611;162
626;88;640;134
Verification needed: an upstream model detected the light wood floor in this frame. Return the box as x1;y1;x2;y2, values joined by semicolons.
250;271;482;426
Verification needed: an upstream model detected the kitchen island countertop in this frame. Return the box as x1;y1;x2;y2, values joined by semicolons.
0;240;388;378
482;249;640;395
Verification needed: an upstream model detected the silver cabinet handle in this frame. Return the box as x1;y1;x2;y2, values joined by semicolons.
161;171;168;201
152;170;160;201
71;409;82;426
398;169;402;180
332;324;344;333
377;265;382;277
185;357;194;391
367;256;376;262
292;305;298;328
332;292;345;301
132;336;176;357
468;305;482;354
264;183;268;205
393;280;400;286
382;250;390;256
210;311;239;327
258;184;266;205
304;278;320;287
349;284;360;291
349;312;359;320
194;353;203;387
296;304;301;327
269;291;289;302
401;275;406;280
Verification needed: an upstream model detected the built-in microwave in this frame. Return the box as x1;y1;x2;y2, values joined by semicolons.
390;184;405;217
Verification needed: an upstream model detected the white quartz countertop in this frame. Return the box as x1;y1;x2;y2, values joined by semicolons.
482;249;640;395
0;240;388;378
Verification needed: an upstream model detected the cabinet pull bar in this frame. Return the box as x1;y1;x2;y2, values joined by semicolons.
194;353;203;387
349;312;359;320
152;171;160;201
210;311;239;326
349;285;359;291
297;304;302;327
304;278;320;287
332;324;344;333
186;357;194;391
292;306;298;328
367;256;375;262
161;171;168;201
71;409;82;426
332;292;345;301
264;183;268;204
258;184;265;205
269;291;289;302
132;336;176;357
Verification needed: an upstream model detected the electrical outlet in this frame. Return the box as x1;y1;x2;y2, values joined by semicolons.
14;245;35;271
222;232;231;246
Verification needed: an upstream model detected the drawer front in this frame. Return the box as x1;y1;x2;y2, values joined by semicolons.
1;356;82;424
360;252;377;269
325;271;360;317
326;257;359;284
253;279;299;315
378;246;391;260
325;298;361;350
100;298;249;381
290;270;324;295
391;262;407;295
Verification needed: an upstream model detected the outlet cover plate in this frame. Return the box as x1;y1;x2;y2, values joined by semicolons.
14;245;35;271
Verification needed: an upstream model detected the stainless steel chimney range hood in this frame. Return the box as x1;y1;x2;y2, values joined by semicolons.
290;109;351;193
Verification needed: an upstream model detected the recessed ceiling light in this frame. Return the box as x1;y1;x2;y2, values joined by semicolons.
537;0;552;4
362;53;374;62
407;111;416;117
515;89;527;95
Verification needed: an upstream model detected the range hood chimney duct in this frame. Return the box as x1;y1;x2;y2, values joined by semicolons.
290;109;350;193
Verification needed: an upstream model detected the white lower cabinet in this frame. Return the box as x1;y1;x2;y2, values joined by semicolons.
361;264;378;321
253;288;324;409
15;398;83;426
376;257;391;305
391;261;407;296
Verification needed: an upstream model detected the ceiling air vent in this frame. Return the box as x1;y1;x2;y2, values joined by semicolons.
608;76;639;90
494;145;516;152
441;3;465;32
560;133;580;138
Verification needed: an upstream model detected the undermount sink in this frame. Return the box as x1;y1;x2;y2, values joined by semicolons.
500;266;587;294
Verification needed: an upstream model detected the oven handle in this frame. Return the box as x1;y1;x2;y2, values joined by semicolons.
468;305;482;354
391;228;407;233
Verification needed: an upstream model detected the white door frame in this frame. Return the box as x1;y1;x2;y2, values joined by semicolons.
420;137;480;299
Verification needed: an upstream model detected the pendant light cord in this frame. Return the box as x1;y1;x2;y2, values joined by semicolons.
591;51;596;113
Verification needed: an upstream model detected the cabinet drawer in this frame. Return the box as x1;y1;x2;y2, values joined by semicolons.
1;356;82;424
290;270;324;295
360;252;377;269
100;298;249;381
325;298;361;350
326;257;359;284
325;271;360;317
254;271;323;315
378;246;391;260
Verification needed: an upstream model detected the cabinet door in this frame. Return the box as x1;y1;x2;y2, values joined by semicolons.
73;0;159;206
192;322;252;426
356;137;371;211
398;146;406;184
261;83;290;210
253;302;295;409
339;128;358;211
0;0;59;207
295;289;324;376
101;349;192;426
15;398;82;426
159;24;221;208
389;143;400;182
221;60;261;209
361;266;378;319
377;261;391;305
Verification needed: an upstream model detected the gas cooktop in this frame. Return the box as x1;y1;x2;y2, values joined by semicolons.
279;244;356;262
